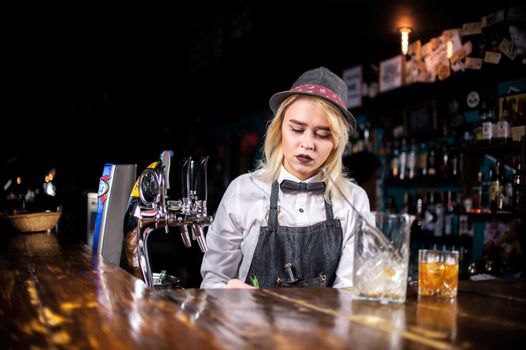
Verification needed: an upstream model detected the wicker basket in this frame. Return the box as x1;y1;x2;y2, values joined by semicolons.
8;212;62;233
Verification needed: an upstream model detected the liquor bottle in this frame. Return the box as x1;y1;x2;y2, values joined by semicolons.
385;196;397;214
444;191;458;236
489;104;498;143
481;168;492;213
512;163;522;214
434;192;445;237
411;194;425;235
480;101;493;144
390;141;400;179
496;98;511;144
449;145;459;178
427;142;436;177
471;172;483;213
399;138;408;180
402;191;410;214
424;191;436;233
504;181;513;212
407;138;417;180
440;145;450;179
363;122;371;152
417;142;428;178
489;161;501;213
511;96;526;142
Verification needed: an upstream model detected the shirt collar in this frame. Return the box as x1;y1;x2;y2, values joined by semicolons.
278;166;324;184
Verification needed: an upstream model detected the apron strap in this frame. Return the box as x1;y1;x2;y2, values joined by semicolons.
324;198;335;225
268;181;280;231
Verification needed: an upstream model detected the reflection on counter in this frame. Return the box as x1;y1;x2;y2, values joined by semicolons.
415;296;458;341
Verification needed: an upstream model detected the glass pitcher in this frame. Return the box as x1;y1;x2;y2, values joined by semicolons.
352;212;414;303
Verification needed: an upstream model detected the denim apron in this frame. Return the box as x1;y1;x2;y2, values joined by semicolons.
245;181;343;288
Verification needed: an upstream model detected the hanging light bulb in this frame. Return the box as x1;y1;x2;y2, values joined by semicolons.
399;27;412;56
447;40;454;59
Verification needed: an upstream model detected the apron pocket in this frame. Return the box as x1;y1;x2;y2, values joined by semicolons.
277;274;327;288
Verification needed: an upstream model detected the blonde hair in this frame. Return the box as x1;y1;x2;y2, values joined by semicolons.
257;95;353;201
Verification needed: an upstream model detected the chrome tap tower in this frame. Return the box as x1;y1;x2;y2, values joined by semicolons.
123;151;213;287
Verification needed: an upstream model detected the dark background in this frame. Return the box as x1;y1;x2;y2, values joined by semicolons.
1;1;519;250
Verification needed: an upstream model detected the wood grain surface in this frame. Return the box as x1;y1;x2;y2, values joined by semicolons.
1;232;525;350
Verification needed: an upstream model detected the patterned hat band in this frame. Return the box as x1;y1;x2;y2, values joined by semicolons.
268;67;356;130
291;84;346;110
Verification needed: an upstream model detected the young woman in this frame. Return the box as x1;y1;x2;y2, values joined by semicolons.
201;67;371;288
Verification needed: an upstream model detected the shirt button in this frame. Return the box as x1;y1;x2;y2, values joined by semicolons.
299;208;304;213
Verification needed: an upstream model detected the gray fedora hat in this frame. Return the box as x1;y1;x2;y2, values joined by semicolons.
269;67;356;131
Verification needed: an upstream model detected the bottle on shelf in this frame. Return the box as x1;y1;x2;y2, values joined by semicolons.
449;145;460;178
481;167;492;213
481;101;497;144
407;138;417;180
363;122;372;152
417;142;428;178
399;138;408;181
444;191;459;236
480;100;492;144
385;196;397;214
411;194;425;235
427;142;437;177
440;144;450;179
489;162;501;213
512;162;522;214
470;172;483;214
496;160;507;212
434;192;445;237
510;95;526;142
390;140;400;179
424;191;436;233
496;97;511;144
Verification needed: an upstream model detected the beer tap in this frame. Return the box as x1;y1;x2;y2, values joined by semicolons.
192;156;209;252
123;151;213;288
177;157;192;247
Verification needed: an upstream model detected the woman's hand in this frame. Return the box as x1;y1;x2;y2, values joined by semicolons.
226;278;256;289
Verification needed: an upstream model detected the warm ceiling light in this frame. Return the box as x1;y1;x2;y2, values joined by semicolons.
399;27;412;55
447;40;454;59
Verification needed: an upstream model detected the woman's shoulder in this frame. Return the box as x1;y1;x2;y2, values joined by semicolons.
340;178;370;204
225;169;271;196
330;179;371;216
229;169;266;186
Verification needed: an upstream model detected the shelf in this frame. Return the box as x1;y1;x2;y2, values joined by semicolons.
467;212;519;221
352;65;526;119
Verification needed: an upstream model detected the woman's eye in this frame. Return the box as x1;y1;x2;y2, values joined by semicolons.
290;127;303;133
316;133;331;139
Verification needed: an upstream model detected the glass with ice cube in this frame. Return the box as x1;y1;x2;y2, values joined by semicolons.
352;212;413;303
418;250;459;298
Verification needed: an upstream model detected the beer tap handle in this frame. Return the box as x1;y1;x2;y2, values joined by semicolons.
197;156;209;206
187;159;195;200
161;150;172;190
180;157;190;199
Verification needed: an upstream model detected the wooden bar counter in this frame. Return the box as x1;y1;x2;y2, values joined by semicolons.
1;232;525;350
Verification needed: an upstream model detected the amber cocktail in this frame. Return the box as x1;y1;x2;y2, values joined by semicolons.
418;250;459;298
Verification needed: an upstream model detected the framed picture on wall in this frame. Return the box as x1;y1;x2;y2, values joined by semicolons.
379;55;403;93
403;101;437;135
342;65;362;108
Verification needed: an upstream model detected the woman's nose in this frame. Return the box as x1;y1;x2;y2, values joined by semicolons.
300;132;315;150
